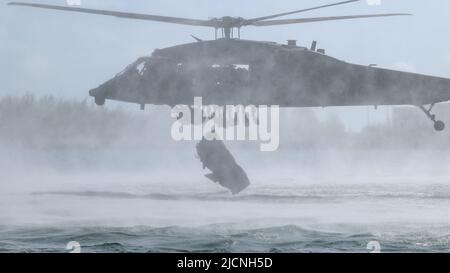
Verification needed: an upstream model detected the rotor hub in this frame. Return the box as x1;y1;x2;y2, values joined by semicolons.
210;17;245;39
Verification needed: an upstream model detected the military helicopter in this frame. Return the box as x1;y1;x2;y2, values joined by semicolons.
8;0;450;133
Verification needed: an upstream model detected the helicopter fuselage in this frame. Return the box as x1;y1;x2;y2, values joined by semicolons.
89;38;450;108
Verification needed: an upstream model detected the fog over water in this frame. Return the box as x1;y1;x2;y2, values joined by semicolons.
1;0;450;252
1;97;450;252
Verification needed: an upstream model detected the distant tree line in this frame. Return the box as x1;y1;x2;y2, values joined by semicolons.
1;95;449;151
279;104;450;150
0;95;132;150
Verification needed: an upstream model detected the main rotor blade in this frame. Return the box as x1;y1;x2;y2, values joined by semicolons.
8;2;214;27
244;0;360;25
250;13;411;26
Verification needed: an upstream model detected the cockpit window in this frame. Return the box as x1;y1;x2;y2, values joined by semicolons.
116;57;151;77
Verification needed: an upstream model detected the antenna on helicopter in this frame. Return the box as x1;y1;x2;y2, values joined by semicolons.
8;0;411;40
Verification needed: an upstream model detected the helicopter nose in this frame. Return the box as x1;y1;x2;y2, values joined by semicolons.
88;88;97;97
89;87;105;98
89;87;107;106
89;81;111;98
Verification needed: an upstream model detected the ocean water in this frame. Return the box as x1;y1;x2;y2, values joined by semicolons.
1;149;450;253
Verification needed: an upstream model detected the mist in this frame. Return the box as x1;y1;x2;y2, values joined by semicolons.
2;0;450;253
2;95;450;242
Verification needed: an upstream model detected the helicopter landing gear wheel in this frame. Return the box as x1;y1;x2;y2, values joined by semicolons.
95;96;105;106
418;104;445;131
434;120;445;131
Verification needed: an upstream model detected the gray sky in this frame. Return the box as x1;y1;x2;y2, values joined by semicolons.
1;0;450;129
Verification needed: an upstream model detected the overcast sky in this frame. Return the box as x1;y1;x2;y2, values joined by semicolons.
1;0;450;129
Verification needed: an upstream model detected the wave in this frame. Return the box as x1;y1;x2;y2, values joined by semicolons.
32;190;450;203
1;224;449;253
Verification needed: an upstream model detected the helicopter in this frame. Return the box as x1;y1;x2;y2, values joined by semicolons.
7;0;450;134
8;0;450;194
